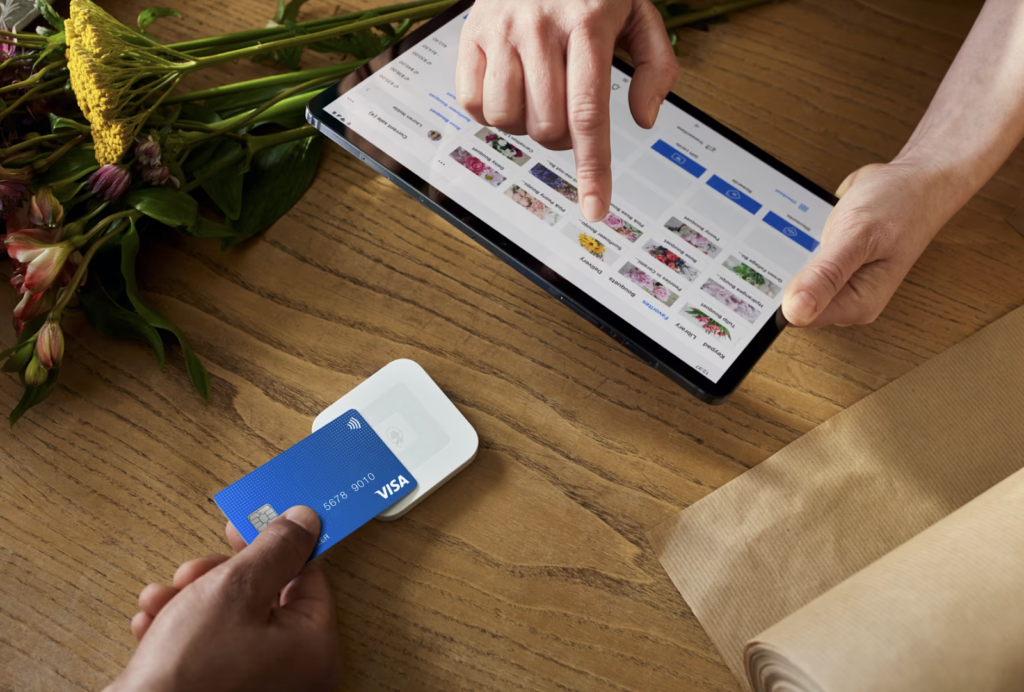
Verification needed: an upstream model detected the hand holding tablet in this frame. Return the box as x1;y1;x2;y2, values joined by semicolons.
306;0;838;402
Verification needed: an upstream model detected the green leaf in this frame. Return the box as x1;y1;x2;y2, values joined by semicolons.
2;341;35;373
178;103;222;125
120;221;211;402
51;179;86;203
36;33;67;65
184;216;236;240
48;114;88;134
16;314;48;345
35;0;65;32
255;18;306;70
125;188;199;228
224;134;321;249
182;141;220;176
79;281;165;369
309;28;387;60
198;140;244;221
10;368;60;428
138;7;181;34
280;0;309;23
40;147;98;184
204;83;308;118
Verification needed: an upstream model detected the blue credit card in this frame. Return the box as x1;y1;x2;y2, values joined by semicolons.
215;410;417;558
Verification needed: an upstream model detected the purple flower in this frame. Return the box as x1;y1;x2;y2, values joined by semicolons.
88;164;131;203
142;164;179;189
135;134;162;167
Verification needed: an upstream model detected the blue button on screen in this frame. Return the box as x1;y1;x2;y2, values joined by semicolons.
763;211;820;252
651;140;707;178
706;175;762;214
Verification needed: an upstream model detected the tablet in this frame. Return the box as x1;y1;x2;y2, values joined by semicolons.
306;0;837;404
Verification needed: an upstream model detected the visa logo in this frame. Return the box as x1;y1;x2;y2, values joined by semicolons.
375;475;411;499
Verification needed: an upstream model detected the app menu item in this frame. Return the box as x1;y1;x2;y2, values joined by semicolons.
325;12;833;383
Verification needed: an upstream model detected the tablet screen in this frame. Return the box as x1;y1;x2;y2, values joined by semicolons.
321;11;833;384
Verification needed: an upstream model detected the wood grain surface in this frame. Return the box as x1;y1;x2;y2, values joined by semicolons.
3;1;1022;690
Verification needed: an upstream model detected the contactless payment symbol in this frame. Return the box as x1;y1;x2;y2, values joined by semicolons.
726;189;741;200
783;226;799;237
248;503;278;532
386;426;405;448
347;417;362;430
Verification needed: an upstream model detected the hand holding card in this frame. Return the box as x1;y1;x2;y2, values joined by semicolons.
215;410;417;559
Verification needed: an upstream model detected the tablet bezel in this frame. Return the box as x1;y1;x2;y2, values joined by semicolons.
306;0;838;404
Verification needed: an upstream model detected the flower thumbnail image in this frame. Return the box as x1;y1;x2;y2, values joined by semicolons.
665;216;721;258
602;213;643;243
681;304;732;340
505;184;561;226
561;224;620;264
475;127;530;166
700;278;761;323
620;262;679;307
449;147;506;187
529;163;579;203
722;255;781;298
642;240;699;282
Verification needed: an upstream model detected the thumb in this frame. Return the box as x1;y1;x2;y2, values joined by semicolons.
835;162;885;198
224;505;321;608
280;560;336;618
783;223;870;327
623;1;679;127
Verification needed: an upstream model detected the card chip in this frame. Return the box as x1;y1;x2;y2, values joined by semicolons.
248;504;278;532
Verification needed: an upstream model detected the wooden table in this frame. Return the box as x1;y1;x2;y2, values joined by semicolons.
3;1;1022;690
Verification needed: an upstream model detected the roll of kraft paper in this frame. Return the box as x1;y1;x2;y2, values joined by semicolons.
745;466;1024;692
648;304;1024;692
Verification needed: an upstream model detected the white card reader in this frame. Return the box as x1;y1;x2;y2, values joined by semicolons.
312;359;479;520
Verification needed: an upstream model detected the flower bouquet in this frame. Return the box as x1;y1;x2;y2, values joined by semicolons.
577;232;606;259
646;243;698;281
0;0;774;425
686;307;731;339
483;132;524;162
602;213;642;243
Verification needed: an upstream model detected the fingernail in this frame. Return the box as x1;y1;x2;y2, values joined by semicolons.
582;195;606;222
647;96;661;126
790;291;818;325
281;506;320;537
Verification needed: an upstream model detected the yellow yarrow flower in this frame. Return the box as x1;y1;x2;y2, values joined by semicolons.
65;0;195;164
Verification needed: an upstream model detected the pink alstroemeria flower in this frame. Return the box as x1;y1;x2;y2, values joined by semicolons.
36;319;64;370
12;288;54;334
5;228;74;295
28;187;64;228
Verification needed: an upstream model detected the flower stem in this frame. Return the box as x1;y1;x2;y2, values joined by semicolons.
163;60;367;105
190;1;455;69
0;63;59;95
182;84;323;143
166;0;442;52
0;132;81;158
662;0;776;28
77;210;132;246
31;135;85;174
247;124;318;154
53;213;140;315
